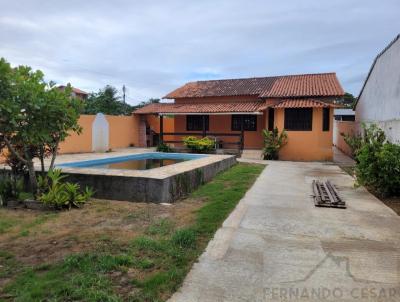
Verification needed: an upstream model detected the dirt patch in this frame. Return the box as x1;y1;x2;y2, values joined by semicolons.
381;197;400;216
0;198;203;267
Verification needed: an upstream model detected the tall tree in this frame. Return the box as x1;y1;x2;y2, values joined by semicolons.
342;92;357;108
131;98;160;111
0;58;82;195
84;85;133;115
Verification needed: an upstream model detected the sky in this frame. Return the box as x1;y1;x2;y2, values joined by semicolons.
0;0;399;105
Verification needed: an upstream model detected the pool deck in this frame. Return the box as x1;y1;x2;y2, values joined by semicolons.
36;148;234;180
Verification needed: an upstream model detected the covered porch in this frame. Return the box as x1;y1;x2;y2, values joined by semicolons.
134;102;266;151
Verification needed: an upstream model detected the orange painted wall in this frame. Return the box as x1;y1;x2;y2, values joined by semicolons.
145;114;175;142
274;108;333;161
59;115;95;154
333;120;356;157
0;150;7;164
58;114;141;154
107;115;140;149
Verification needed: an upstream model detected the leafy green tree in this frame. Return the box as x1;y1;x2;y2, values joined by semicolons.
0;58;83;195
342;92;357;108
84;85;133;115
133;98;160;110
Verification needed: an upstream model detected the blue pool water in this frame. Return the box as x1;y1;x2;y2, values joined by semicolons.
57;152;206;170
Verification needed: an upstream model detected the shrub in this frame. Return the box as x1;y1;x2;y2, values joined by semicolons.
341;132;363;159
262;127;288;160
156;143;172;153
351;124;400;197
0;174;24;205
38;169;94;209
183;136;214;153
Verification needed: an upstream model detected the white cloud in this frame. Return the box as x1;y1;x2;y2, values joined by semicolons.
0;0;399;104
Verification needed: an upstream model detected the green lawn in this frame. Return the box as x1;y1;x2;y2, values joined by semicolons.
1;163;265;302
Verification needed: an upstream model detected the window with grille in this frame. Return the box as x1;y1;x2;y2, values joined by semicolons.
322;108;330;131
231;115;257;131
268;108;275;131
284;108;313;131
186;115;209;131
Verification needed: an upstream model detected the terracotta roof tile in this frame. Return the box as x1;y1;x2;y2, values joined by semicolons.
164;73;344;99
134;102;264;114
58;85;88;95
273;99;341;108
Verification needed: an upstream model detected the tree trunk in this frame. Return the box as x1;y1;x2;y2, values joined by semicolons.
39;147;45;175
26;160;38;197
49;141;59;171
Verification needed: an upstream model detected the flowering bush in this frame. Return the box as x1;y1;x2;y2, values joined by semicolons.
183;136;215;153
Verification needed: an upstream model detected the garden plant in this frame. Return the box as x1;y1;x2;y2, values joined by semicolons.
344;123;400;197
183;136;215;153
262;127;288;160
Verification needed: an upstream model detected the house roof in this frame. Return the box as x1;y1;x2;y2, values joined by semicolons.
164;73;344;99
354;34;400;109
334;109;355;116
134;99;339;115
134;102;265;114
58;85;88;95
273;99;341;108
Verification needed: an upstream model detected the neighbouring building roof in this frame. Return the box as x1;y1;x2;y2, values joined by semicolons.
355;34;400;108
164;73;344;99
134;102;265;114
58;85;89;95
334;109;355;116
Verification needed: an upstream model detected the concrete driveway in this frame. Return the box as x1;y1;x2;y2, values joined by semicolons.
169;161;400;302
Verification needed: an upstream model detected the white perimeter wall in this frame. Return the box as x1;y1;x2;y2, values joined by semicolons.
356;38;400;144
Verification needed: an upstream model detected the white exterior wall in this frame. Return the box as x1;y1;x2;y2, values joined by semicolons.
356;37;400;143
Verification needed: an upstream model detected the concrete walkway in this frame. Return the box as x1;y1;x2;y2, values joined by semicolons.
170;161;400;302
333;147;356;166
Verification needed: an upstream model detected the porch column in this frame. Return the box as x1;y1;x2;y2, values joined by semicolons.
159;114;164;144
240;115;244;150
202;115;206;137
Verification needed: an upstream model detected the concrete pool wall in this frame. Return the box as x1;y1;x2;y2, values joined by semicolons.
0;150;237;203
53;153;236;203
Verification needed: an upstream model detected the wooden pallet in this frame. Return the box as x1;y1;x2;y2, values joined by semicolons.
312;179;346;209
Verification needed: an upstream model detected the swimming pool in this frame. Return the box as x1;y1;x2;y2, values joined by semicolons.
53;152;236;203
57;152;206;170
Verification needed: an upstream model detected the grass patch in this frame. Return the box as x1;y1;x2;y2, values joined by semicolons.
0;217;16;234
0;250;19;279
146;218;174;237
2;163;264;301
16;213;58;238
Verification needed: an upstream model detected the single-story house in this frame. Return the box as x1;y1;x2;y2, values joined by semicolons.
354;34;400;143
134;72;344;161
58;85;89;100
334;109;355;121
